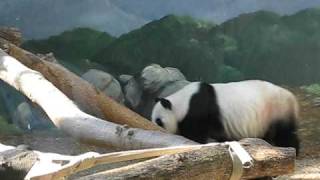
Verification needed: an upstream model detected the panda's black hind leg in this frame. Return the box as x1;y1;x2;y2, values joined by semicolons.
263;118;300;156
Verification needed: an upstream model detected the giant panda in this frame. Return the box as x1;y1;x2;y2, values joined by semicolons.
151;80;300;154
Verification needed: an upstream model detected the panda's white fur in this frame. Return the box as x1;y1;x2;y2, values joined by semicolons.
213;80;298;139
151;80;299;152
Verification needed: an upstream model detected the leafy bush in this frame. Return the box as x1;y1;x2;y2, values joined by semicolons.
302;84;320;96
0;115;22;135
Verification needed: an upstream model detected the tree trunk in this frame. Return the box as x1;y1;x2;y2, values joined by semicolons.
0;48;196;149
0;27;162;132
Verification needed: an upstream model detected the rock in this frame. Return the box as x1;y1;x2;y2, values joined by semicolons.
12;102;31;130
140;64;186;93
82;69;124;103
12;102;52;131
119;74;133;85
123;77;143;108
157;80;190;98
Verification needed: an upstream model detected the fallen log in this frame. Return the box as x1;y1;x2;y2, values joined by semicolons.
0;139;295;180
0;48;196;149
79;138;296;180
0;27;162;132
0;143;203;180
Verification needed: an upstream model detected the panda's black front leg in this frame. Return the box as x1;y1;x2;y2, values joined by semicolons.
208;130;232;143
178;116;210;144
207;114;230;143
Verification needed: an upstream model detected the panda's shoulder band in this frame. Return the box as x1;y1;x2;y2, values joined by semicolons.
225;141;253;180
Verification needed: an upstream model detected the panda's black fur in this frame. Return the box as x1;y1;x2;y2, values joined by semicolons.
177;82;224;144
153;82;300;155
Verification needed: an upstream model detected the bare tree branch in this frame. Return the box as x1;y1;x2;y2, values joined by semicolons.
0;26;162;132
0;48;196;149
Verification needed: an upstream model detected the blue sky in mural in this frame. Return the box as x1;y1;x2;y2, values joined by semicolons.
1;0;320;39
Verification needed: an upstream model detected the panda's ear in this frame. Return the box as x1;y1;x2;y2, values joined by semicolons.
159;98;172;110
155;97;161;102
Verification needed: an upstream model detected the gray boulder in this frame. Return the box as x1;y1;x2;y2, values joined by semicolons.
157;80;190;98
140;64;186;93
121;76;142;109
12;102;33;130
119;74;133;85
82;69;125;104
12;102;52;131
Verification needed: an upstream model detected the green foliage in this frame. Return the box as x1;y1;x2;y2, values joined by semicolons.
218;9;320;85
302;84;320;96
22;28;115;74
0;115;22;135
22;27;115;63
0;84;21;135
22;9;320;85
93;9;320;85
93;15;223;81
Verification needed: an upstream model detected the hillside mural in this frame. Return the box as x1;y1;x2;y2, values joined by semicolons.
23;8;320;85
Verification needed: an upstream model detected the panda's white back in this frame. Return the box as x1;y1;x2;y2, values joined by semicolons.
212;80;298;140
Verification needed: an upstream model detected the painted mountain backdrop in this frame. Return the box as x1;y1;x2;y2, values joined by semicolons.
1;0;320;39
23;8;320;85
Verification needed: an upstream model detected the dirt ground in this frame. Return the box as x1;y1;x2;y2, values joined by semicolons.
1;88;320;179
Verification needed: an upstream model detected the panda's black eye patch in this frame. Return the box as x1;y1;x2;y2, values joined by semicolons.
159;98;172;110
155;118;164;127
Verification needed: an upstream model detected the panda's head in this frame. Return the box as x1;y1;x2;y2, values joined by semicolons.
151;97;178;134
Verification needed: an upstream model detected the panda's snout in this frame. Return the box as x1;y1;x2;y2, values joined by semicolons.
155;118;164;128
